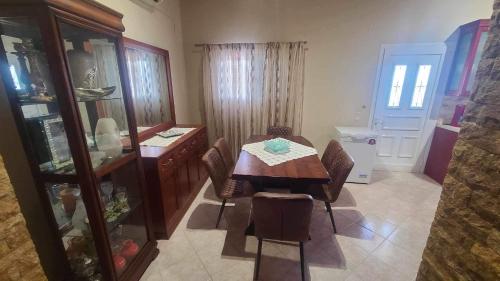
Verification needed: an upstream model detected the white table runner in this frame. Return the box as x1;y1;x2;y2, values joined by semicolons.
140;127;196;147
241;138;318;166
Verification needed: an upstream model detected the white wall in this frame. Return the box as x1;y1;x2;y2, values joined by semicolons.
96;0;190;123
180;0;493;152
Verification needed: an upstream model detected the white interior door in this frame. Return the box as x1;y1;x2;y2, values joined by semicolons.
371;44;444;172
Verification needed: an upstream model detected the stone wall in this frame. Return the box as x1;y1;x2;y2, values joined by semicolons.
0;154;47;281
416;1;500;280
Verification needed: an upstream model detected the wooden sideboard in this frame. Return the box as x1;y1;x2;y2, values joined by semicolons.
140;125;208;239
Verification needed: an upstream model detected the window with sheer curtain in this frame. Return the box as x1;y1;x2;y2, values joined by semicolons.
202;42;306;156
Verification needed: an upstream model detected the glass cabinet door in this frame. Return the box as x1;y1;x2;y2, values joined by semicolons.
466;30;488;93
59;22;133;171
0;17;102;280
0;17;74;174
98;161;148;276
446;28;474;95
45;182;103;280
58;22;149;277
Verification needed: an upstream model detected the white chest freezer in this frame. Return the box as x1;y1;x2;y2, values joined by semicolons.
333;127;378;184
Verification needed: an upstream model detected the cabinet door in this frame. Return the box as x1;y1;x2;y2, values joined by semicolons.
0;17;103;280
174;146;190;207
159;156;177;222
58;22;150;278
197;131;209;180
198;131;208;180
187;138;200;187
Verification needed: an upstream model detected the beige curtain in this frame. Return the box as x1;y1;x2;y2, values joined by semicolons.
202;42;306;156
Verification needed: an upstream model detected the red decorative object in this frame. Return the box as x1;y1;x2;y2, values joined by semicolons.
121;240;140;259
113;254;127;272
450;104;466;127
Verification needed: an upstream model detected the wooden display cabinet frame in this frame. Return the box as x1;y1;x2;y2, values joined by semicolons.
0;1;158;280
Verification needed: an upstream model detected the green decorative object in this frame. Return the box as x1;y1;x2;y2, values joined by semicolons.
264;138;291;155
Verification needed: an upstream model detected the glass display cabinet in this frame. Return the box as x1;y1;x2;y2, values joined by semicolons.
445;19;489;97
0;1;158;280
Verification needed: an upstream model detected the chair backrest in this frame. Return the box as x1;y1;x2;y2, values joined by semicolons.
252;192;313;242
213;138;235;170
266;126;292;137
321;139;343;170
325;148;354;202
202;148;228;198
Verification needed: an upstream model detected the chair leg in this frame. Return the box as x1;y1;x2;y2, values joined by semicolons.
216;199;226;228
254;238;263;281
325;202;337;233
299;242;305;281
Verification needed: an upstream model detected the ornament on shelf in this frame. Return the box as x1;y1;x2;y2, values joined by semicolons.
95;118;123;158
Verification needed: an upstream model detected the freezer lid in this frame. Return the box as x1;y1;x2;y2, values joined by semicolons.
335;126;378;139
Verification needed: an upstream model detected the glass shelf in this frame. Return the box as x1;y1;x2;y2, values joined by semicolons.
16;96;123;106
38;150;136;178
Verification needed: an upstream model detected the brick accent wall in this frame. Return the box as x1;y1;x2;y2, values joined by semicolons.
0;154;47;281
416;1;500;280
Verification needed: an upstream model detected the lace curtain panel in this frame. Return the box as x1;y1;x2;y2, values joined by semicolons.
202;42;306;156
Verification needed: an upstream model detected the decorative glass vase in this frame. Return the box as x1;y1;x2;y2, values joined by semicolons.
95;118;122;158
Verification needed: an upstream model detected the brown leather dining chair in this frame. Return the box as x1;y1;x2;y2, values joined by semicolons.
304;142;354;233
321;139;343;168
202;147;255;228
213;138;235;176
252;192;313;281
266;126;293;137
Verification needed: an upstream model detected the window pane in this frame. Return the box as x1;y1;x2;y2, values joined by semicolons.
387;65;407;107
411;65;432;108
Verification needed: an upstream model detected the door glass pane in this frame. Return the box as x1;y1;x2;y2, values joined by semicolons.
447;30;474;92
387;65;407;107
46;183;102;280
98;161;148;276
466;31;488;92
59;22;132;171
0;18;74;174
410;65;432;108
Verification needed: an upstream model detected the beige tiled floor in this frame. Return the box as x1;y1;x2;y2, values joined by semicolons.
140;171;442;281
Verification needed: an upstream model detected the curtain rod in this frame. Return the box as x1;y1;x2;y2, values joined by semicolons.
194;41;308;47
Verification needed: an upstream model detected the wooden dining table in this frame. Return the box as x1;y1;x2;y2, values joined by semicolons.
231;135;331;186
